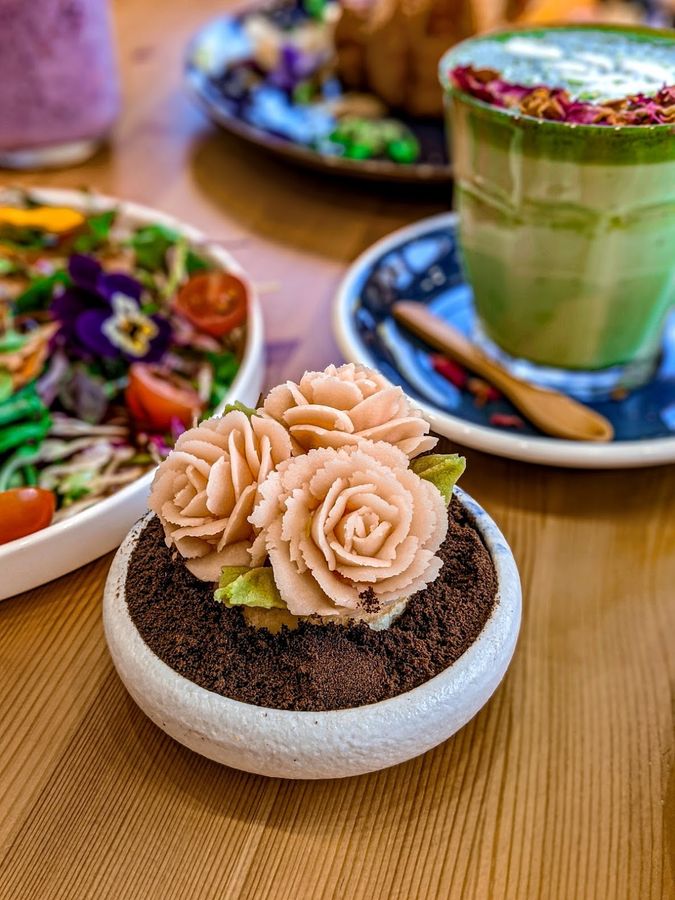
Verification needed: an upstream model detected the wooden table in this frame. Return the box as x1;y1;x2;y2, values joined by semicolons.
1;2;674;897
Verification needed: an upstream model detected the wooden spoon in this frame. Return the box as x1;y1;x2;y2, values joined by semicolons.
392;302;614;442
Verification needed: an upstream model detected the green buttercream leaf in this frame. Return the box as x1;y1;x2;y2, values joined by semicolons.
221;400;255;418
214;567;285;609
216;566;251;591
411;453;466;503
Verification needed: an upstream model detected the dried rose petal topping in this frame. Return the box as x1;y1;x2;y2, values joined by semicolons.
451;65;675;126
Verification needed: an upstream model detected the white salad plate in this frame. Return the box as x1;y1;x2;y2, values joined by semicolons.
0;189;264;601
103;488;521;779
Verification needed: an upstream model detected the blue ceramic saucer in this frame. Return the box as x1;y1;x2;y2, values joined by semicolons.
334;213;675;468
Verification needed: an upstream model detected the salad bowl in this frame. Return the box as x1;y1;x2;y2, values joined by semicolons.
0;189;264;600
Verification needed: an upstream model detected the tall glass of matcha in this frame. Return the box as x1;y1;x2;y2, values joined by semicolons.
439;26;675;394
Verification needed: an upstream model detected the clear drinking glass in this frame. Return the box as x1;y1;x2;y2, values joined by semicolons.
440;26;675;397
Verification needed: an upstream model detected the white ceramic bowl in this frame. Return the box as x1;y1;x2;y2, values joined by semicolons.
103;488;521;779
0;188;265;601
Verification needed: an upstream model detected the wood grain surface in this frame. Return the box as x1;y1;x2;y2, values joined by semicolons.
1;1;674;898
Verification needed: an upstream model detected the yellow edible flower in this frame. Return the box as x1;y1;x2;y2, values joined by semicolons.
0;206;85;234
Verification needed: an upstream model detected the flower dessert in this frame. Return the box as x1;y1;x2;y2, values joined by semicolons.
249;440;447;617
260;362;436;456
149;409;292;581
0;191;249;544
122;363;500;712
440;26;675;381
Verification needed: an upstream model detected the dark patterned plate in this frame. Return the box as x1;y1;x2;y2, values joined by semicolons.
184;13;451;184
334;213;675;468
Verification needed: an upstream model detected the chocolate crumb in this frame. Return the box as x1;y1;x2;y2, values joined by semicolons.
359;588;381;614
125;498;498;711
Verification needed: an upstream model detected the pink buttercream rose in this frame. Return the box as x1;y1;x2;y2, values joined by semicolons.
261;362;437;458
149;409;292;581
248;440;448;617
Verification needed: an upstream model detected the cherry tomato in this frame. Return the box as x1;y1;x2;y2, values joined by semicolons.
125;364;202;432
174;271;248;337
0;487;56;545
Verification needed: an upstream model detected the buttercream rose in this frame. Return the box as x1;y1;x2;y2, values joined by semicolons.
248;440;448;617
261;362;437;458
149;409;292;581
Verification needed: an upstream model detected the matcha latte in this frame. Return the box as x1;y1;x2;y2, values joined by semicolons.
440;26;675;386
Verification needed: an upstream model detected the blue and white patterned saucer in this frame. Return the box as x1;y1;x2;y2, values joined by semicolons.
334;213;675;468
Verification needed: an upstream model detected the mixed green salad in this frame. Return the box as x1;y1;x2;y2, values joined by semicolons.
0;193;248;545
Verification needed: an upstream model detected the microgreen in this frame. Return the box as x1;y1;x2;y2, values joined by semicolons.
14;270;70;314
73;209;116;252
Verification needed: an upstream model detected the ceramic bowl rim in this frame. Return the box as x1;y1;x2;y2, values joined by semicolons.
0;187;264;565
103;485;521;724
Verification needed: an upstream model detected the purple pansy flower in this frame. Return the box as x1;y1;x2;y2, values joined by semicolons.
269;44;320;92
52;255;171;363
